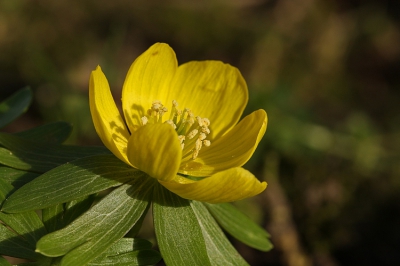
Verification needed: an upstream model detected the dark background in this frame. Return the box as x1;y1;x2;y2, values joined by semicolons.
1;0;400;265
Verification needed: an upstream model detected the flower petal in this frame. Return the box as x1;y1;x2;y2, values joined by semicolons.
180;109;267;176
159;167;267;203
122;43;178;133
126;123;182;182
169;61;248;139
89;66;131;165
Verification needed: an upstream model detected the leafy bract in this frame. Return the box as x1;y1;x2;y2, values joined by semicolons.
205;203;273;251
2;154;138;213
0;133;110;173
36;176;154;266
0;87;32;129
0;166;39;190
0;211;47;248
153;184;211;266
191;201;249;265
15;121;73;144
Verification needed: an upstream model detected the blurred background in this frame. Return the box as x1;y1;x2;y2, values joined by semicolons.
1;0;400;265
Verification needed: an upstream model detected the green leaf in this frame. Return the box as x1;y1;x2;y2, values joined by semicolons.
205;203;273;252
63;194;97;226
0;223;40;260
36;176;154;266
191;201;249;265
0;166;39;189
0;178;14;205
125;203;150;238
153;184;211;266
42;204;64;233
0;255;12;266
2;154;139;213
0;87;32;129
0;133;110;173
103;238;153;256
15;121;73;144
0;211;47;248
89;238;160;265
87;250;162;266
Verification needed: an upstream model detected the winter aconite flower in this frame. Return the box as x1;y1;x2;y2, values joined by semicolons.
89;43;267;203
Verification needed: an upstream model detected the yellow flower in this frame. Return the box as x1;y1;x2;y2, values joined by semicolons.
89;43;267;203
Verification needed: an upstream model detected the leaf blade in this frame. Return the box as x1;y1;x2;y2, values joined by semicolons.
191;201;249;265
205;203;273;251
0;87;32;129
153;184;211;266
2;154;139;213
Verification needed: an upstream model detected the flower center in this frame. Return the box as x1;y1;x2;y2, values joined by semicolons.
141;100;211;160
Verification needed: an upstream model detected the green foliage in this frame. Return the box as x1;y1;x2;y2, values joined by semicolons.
205;202;273;252
153;184;211;266
0;87;32;129
0;87;272;264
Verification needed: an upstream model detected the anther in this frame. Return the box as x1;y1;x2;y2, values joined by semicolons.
141;116;148;125
187;129;198;139
164;120;176;129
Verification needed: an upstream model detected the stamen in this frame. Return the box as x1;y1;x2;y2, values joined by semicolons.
141;116;148;126
164;120;176;129
143;100;212;160
187;129;198;139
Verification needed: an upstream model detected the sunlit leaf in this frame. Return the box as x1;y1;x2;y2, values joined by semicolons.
0;87;32;129
0;211;47;248
191;201;249;265
2;154;139;213
0;133;110;173
205;203;273;251
36;176;154;266
87;250;162;266
153;184;211;266
63;194;97;226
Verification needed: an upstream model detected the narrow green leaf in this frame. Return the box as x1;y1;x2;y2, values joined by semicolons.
0;211;47;248
42;204;64;233
0;133;110;173
88;250;162;266
0;256;12;266
125;202;150;238
0;87;32;129
104;238;153;256
0;178;14;205
36;176;154;266
0;166;39;189
191;201;248;265
15;121;73;144
205;203;273;251
90;237;156;264
153;184;211;266
2;154;139;213
0;223;40;260
63;194;97;226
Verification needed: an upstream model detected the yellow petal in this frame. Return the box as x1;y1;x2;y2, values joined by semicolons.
169;61;248;139
159;167;267;203
126;123;182;182
180;109;267;176
122;43;178;134
89;66;131;165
